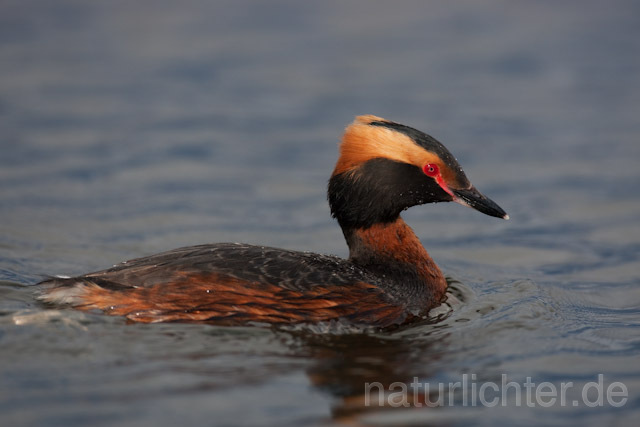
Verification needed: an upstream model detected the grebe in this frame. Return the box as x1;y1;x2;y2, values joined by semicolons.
38;115;508;327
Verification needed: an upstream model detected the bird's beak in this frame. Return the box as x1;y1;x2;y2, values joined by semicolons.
452;186;509;220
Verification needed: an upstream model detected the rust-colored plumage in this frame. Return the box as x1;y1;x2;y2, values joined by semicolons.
38;115;508;327
352;219;446;298
72;275;408;326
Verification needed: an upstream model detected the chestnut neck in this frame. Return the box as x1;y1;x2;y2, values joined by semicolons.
341;217;447;309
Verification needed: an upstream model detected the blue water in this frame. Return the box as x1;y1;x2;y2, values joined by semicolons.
1;1;639;426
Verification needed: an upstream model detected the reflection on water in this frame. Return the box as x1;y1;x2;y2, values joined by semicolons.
2;272;637;425
1;0;639;426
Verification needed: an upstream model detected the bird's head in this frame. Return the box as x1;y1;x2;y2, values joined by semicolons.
328;115;508;229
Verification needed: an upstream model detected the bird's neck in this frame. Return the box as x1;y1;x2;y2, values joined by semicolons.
342;217;447;307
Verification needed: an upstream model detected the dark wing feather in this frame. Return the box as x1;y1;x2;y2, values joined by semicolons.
76;243;374;291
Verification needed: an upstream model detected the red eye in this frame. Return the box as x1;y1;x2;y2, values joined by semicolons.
422;163;439;177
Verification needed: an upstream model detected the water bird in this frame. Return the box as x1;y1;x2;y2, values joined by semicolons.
37;115;508;327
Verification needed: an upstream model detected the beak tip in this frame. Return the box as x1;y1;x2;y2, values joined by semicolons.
452;187;508;221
